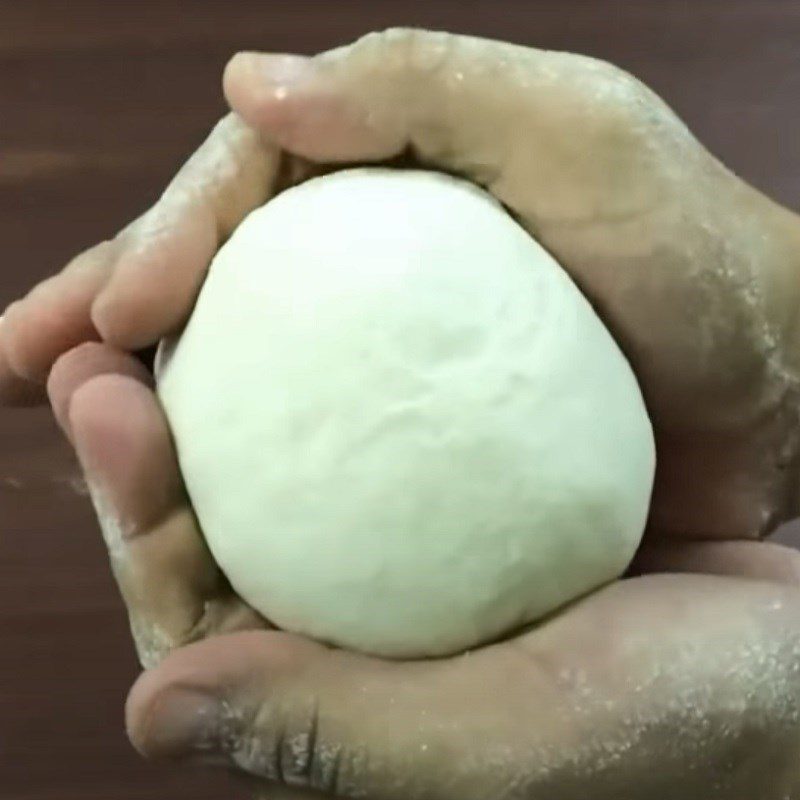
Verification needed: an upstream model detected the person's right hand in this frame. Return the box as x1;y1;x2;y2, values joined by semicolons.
5;29;800;543
221;30;800;543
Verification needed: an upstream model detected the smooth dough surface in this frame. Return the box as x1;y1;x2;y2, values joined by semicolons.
157;168;656;658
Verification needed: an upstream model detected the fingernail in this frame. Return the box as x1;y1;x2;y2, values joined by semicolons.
138;689;222;760
235;52;315;89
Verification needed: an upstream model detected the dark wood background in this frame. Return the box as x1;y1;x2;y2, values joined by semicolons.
2;1;800;798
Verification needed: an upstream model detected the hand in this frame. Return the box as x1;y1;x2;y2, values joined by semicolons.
14;26;800;797
221;30;800;542
6;32;800;541
49;341;800;800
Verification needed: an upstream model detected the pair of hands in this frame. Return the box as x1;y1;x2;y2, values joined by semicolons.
4;29;800;799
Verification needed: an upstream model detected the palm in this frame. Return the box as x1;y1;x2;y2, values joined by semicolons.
45;337;800;800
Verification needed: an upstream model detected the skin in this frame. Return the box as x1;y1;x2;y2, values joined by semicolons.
5;28;800;798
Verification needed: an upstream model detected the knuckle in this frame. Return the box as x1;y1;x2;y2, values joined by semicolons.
278;710;359;796
233;697;364;796
70;237;117;269
88;237;118;259
574;56;667;134
600;72;653;125
129;615;175;669
350;27;456;81
58;238;120;287
337;28;461;156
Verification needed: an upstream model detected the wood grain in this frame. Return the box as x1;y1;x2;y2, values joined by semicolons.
1;2;799;797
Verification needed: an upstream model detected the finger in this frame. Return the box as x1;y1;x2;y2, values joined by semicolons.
47;342;153;440
126;575;800;799
0;240;114;403
0;317;44;405
91;114;287;349
67;370;260;667
2;115;289;404
223;29;655;214
631;539;800;585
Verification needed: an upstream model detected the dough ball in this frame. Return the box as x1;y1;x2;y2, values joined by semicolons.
157;168;655;658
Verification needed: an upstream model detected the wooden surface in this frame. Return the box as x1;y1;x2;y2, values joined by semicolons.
1;2;799;798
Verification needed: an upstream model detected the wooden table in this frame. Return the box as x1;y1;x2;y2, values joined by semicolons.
1;2;799;797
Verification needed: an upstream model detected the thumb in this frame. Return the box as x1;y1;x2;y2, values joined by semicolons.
126;577;800;800
222;28;658;209
125;630;457;799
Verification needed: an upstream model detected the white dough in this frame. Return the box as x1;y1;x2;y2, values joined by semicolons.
157;168;655;658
